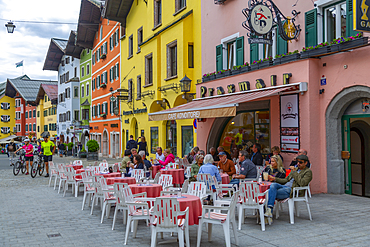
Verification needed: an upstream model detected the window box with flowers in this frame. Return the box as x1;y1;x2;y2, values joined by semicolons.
250;57;273;70
100;82;107;88
100;53;107;59
338;34;367;51
202;72;217;82
100;113;107;118
274;50;300;65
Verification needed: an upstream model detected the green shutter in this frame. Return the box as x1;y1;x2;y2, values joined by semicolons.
105;72;107;83
216;44;223;71
346;0;359;37
235;36;244;66
250;42;258;64
101;74;103;84
305;9;317;47
116;63;119;78
277;26;288;55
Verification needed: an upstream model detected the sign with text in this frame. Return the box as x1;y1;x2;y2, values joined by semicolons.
354;0;370;32
280;94;300;153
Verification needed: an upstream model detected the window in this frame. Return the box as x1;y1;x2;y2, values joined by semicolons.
66;57;70;64
137;27;143;52
100;26;103;41
44;125;48;132
66;71;70;81
33;110;36;118
116;63;119;79
15;99;21;107
154;0;162;27
87;64;90;75
25;124;28;132
128;79;133;102
128;34;133;58
97;49;100;62
137;75;141;100
65;88;71;98
86;83;89;96
74;110;79;121
74;86;79;98
150;127;159;154
182;126;193;157
43;110;48;117
324;2;348;42
97;75;100;88
66;111;71;121
87;49;90;54
44;95;48;102
37;111;40;117
29;124;32;132
82;66;85;77
33;123;36;131
29;110;32;118
145;53;153;85
188;44;194;68
175;0;186;12
92;53;95;65
1;115;10;122
81;85;85;98
1;102;10;110
166;120;177;156
217;34;245;70
82;109;89;120
167;40;177;78
25;111;28;119
1;127;10;134
16;124;21;133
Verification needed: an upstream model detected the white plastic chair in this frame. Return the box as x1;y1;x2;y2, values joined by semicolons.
48;161;58;188
112;183;138;230
184;166;191;179
237;182;269;231
81;172;95;210
275;185;312;224
149;172;160;184
150;197;189;247
158;174;173;190
123;186;155;245
131;169;145;183
197;173;217;201
57;164;66;193
91;175;105;215
256;166;265;178
63;167;82;197
91;166;101;174
187;182;207;199
73;160;83;165
197;191;240;247
113;163;120;172
99;162;109;172
100;176;116;223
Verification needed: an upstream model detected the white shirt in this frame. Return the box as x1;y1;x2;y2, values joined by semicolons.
156;152;165;162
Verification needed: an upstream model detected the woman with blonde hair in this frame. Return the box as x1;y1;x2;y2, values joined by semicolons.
262;155;286;180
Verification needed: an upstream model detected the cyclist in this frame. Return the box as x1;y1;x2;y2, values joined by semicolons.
15;138;34;175
40;135;55;178
7;139;17;166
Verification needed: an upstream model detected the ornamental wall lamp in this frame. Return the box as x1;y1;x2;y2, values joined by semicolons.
180;75;196;102
156;99;170;110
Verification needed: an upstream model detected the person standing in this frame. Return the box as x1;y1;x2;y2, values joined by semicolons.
137;136;148;155
15;138;34;175
250;143;263;166
7;139;17;166
40;136;55;178
58;142;65;157
126;135;138;150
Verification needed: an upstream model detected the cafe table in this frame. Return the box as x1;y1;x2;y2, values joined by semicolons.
94;172;121;178
160;194;202;225
221;173;230;184
161;169;184;185
106;177;136;185
66;164;83;170
75;168;92;179
152;165;161;178
129;184;162;198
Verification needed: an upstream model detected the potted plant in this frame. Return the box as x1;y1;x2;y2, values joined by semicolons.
79;145;87;158
66;142;74;156
100;113;107;118
274;50;300;65
100;53;107;59
101;82;107;88
86;139;99;161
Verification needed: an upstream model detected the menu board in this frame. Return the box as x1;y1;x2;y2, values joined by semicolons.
280;94;300;153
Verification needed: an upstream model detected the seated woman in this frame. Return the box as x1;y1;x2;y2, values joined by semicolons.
127;154;145;176
262;155;286;180
198;154;221;183
265;146;284;166
189;154;204;182
158;148;175;169
121;149;131;174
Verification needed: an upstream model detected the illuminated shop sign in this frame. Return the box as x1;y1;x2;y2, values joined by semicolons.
280;94;300;153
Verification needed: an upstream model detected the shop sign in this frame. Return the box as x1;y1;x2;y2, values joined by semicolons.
280;94;300;153
122;107;147;116
201;73;292;98
94;126;99;130
111;124;118;128
149;107;236;121
354;0;370;32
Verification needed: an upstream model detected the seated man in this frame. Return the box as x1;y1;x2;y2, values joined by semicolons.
265;154;313;218
139;150;152;177
198;154;221;182
290;149;311;168
230;150;257;187
217;152;236;176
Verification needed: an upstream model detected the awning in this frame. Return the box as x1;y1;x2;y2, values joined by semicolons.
148;82;307;121
0;135;18;142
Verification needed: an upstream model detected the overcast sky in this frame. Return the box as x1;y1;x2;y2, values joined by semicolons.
0;0;81;83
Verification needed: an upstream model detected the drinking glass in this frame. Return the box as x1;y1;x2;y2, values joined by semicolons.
263;172;269;181
220;169;224;174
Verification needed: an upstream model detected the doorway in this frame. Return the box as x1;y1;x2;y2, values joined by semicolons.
342;115;370;197
166;120;177;156
103;131;108;157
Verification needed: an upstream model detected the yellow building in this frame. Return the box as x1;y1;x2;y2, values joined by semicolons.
35;84;58;139
105;0;201;158
0;82;16;141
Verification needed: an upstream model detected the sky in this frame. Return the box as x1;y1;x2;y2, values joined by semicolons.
0;0;81;83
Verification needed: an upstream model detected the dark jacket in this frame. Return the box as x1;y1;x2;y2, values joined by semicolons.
240;159;257;179
275;167;313;198
126;140;137;150
262;166;286;181
251;151;263;166
138;141;148;154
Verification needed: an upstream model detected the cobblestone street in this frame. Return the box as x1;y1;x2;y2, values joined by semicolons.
1;156;370;247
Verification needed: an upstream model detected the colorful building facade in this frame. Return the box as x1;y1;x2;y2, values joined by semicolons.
105;0;202;158
0;81;15;140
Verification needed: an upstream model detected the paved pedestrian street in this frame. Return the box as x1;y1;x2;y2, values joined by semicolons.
1;156;370;247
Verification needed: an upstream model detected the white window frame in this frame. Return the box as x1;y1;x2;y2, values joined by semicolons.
86;83;90;97
16;124;21;133
87;64;90;75
15;99;21;107
73;86;79;98
97;103;101;116
81;85;85;98
82;66;85;77
100;26;103;41
15;111;21;120
221;33;239;70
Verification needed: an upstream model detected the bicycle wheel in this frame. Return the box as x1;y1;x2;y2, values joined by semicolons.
30;162;38;178
38;161;45;176
13;161;21;176
21;162;26;174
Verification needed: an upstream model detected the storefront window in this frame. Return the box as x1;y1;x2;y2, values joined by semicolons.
166;120;177;157
181;126;193;157
150;127;158;154
218;110;270;160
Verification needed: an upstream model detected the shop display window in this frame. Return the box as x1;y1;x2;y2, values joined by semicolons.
218;110;270;160
181;126;193;158
166;120;177;157
150;127;158;154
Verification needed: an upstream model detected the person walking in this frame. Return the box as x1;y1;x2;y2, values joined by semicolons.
40;136;55;178
7;139;17;166
15;138;34;175
137;136;148;155
126;135;138;150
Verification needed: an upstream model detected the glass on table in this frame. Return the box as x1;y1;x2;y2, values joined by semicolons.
263;172;269;181
220;169;223;174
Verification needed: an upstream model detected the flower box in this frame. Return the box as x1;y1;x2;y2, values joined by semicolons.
259;60;273;69
250;63;259;70
231;68;241;76
100;114;107;118
240;66;250;73
100;53;107;59
274;53;300;65
300;46;331;58
339;36;368;51
202;74;216;82
100;82;107;88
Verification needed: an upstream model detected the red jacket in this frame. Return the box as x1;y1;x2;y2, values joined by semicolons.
158;153;175;167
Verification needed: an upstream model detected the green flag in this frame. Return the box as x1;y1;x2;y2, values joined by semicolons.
15;60;23;68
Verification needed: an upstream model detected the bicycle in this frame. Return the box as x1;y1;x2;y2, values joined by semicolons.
13;152;27;176
30;155;45;178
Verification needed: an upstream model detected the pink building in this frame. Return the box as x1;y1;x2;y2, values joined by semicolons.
149;0;370;197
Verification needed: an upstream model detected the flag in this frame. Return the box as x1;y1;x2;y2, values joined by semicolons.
15;60;23;68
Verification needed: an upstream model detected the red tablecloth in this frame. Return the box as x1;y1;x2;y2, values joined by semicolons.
221;173;230;184
66;164;83;170
95;172;121;178
161;169;184;185
107;177;136;185
259;182;271;193
152;165;161;178
160;195;202;225
129;184;162;197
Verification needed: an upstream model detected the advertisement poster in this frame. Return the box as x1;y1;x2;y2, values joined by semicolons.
280;94;300;153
